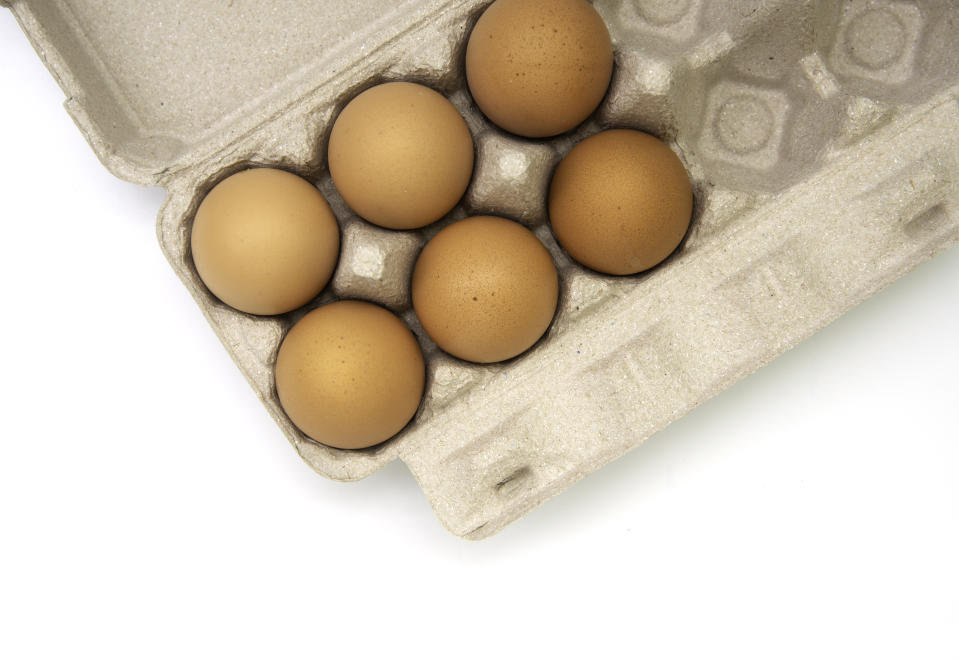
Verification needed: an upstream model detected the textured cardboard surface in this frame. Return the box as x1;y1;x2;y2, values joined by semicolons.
8;0;958;538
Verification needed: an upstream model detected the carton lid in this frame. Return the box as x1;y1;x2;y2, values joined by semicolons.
7;0;454;186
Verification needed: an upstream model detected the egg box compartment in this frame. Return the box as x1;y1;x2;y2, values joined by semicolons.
7;0;959;539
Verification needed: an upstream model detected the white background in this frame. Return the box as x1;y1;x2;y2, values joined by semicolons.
1;12;957;661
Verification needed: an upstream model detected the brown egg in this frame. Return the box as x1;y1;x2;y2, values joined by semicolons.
275;301;425;450
465;0;613;138
412;216;558;363
328;82;474;230
549;129;693;275
191;168;340;315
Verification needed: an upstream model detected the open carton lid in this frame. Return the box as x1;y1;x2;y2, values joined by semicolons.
6;0;457;186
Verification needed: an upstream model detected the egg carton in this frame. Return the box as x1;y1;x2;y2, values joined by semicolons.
7;0;958;539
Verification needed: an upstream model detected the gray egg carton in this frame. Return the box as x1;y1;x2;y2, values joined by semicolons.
8;0;958;539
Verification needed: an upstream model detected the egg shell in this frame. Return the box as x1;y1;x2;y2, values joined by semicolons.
328;82;474;230
465;0;613;138
190;168;340;316
548;129;693;275
412;215;559;364
274;301;425;450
